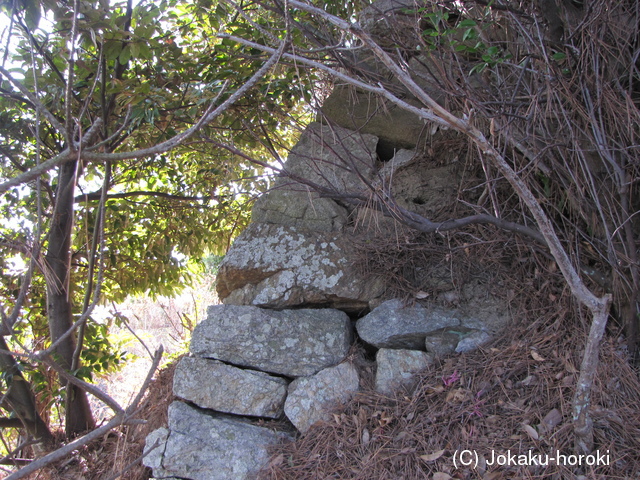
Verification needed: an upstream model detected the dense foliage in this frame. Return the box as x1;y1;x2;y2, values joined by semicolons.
0;0;315;447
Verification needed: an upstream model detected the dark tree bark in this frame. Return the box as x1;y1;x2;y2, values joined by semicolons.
45;159;95;437
0;337;53;452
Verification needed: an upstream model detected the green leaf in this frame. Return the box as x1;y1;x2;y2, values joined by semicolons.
118;45;131;64
104;41;122;61
462;28;476;42
470;63;488;74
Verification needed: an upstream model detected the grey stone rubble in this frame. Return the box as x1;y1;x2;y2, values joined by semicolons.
270;121;378;193
143;131;509;478
356;299;461;349
144;119;508;478
456;330;494;353
144;303;363;479
216;223;385;312
375;348;434;395
356;298;496;351
216;121;386;313
424;327;475;356
144;293;504;479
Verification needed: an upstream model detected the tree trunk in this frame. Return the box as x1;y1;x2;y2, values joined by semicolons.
0;337;53;453
45;159;95;437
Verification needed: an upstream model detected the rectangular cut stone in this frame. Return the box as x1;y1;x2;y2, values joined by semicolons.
144;402;289;480
173;356;288;418
190;304;353;377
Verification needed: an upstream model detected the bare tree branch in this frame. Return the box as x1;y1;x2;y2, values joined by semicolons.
74;190;221;203
218;33;446;127
40;354;124;414
210;131;547;245
64;0;80;149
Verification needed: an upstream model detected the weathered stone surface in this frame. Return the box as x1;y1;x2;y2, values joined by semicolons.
320;86;423;152
357;298;507;350
278;122;378;193
252;188;348;232
285;362;360;433
144;402;289;480
375;348;433;395
391;161;462;217
216;122;385;310
424;327;472;356
376;149;416;183
356;299;461;349
454;280;511;334
190;304;353;377
423;326;492;355
144;428;170;476
455;330;493;353
216;223;384;311
173;356;288;418
252;122;378;233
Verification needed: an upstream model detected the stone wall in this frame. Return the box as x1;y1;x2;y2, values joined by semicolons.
144;2;512;478
144;119;510;480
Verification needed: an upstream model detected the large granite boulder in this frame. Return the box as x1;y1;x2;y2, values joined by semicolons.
190;304;353;377
320;86;424;154
144;402;289;480
284;362;360;433
173;356;288;418
216;223;385;312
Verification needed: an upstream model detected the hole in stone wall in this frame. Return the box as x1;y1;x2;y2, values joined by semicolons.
358;339;379;362
376;139;398;162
